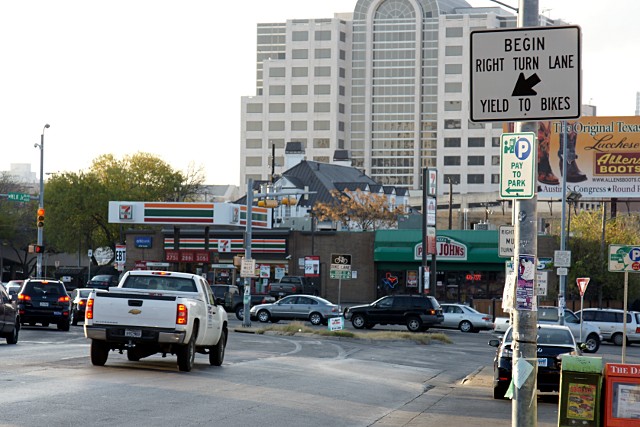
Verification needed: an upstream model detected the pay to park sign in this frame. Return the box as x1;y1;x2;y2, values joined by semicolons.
500;132;536;199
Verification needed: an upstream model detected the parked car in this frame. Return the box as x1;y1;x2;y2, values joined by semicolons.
231;293;276;321
210;284;240;306
17;278;71;331
575;308;640;346
0;285;19;344
489;324;582;399
70;288;102;326
86;274;119;290
267;276;319;298
344;295;444;332
5;280;24;300
439;303;494;332
537;306;602;353
250;294;341;326
493;316;511;334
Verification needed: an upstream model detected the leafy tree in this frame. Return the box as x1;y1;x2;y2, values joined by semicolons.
0;172;39;277
560;209;640;305
44;152;205;259
312;189;407;231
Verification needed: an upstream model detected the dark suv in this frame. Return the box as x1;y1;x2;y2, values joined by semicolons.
17;279;71;331
344;295;444;332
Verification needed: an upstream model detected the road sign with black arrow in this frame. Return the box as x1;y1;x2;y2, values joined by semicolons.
470;25;581;122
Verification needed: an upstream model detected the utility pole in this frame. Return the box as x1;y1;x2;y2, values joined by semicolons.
242;179;254;328
512;2;539;426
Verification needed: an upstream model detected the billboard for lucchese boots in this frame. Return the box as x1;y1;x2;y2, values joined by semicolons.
509;117;640;199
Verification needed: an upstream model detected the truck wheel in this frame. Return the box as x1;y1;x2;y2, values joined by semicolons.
177;335;196;372
209;330;226;366
351;314;366;329
257;310;271;323
235;306;244;321
309;312;323;326
90;340;109;366
127;348;141;362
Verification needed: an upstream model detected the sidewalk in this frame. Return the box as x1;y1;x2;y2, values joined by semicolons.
373;366;559;427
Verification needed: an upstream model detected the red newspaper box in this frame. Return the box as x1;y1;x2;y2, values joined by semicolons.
604;363;640;426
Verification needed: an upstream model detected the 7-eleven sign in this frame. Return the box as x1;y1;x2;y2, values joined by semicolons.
577;277;590;297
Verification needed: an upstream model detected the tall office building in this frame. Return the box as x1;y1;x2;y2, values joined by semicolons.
240;0;558;195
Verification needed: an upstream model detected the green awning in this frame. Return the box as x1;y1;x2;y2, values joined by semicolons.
374;229;504;265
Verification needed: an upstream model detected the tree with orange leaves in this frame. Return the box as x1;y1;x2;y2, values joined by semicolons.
312;188;407;231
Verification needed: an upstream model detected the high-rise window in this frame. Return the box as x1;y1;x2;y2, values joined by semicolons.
292;31;308;41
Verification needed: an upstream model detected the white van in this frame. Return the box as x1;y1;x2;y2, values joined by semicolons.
575;308;640;346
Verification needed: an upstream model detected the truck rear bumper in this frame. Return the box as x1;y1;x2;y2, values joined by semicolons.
85;326;186;344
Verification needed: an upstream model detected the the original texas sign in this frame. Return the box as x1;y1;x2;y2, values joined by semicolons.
532;116;640;199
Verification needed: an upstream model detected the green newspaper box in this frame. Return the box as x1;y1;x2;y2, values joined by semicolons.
558;355;603;427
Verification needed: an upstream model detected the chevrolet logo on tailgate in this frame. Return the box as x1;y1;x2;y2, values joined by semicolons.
128;309;142;315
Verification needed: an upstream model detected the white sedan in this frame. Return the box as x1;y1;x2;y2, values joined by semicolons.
439;303;494;333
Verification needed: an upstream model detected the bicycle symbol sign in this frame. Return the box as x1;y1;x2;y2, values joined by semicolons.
331;254;351;266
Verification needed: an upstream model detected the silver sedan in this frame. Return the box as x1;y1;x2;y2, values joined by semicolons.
250;294;341;326
439;303;494;333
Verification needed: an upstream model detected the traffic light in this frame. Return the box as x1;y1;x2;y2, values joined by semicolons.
28;244;45;254
36;208;45;228
257;199;278;208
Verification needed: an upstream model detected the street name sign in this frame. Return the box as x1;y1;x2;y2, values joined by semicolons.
470;25;581;122
500;132;536;199
7;192;30;202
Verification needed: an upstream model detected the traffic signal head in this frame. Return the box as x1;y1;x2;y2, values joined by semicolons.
34;245;45;254
36;208;45;228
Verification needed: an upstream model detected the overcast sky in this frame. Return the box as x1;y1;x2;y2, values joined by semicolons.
1;0;636;186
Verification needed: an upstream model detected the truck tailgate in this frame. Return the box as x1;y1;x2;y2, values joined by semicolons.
92;291;180;329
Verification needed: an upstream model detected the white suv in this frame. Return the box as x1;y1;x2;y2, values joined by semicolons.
575;308;640;346
537;306;602;353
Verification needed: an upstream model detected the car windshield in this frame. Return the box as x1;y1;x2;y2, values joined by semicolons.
538;307;559;322
462;306;480;314
121;276;196;292
505;327;574;346
79;289;92;298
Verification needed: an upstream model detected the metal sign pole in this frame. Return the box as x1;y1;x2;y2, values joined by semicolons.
623;271;628;364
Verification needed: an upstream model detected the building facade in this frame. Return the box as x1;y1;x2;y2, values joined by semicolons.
239;1;572;195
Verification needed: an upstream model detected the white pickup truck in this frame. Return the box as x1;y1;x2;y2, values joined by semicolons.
84;270;228;372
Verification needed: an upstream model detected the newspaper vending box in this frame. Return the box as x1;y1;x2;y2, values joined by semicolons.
604;363;640;427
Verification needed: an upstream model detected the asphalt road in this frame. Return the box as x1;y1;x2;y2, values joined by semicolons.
2;321;638;427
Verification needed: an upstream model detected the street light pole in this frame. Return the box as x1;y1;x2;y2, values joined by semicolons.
36;124;50;277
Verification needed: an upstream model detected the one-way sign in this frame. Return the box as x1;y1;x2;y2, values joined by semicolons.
470;25;581;122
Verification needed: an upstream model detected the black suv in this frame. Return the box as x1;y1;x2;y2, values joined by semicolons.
17;278;71;331
344;295;444;332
